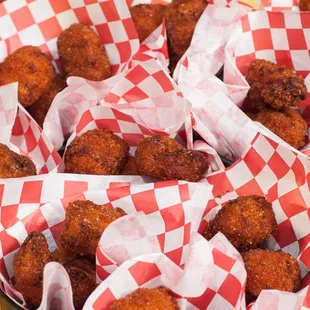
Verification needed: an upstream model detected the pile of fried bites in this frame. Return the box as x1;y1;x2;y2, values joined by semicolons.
0;0;309;309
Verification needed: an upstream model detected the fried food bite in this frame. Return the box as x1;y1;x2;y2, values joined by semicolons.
0;144;36;178
57;23;112;81
242;249;301;300
60;200;126;257
109;287;180;310
254;107;308;150
135;135;208;182
204;196;277;251
165;0;207;59
300;0;310;11
64;129;129;175
13;232;52;307
130;4;166;42
0;46;55;107
246;59;307;109
122;155;139;175
27;74;66;127
64;259;96;310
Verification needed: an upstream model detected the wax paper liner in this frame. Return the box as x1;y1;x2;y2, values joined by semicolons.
0;83;61;174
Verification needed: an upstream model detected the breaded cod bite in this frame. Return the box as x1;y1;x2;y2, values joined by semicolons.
204;196;277;251
60;200;126;257
64;129;129;175
109;287;180;310
57;23;112;81
135;135;208;182
13;232;52;307
246;59;307;110
130;4;166;43
122;155;139;175
254;107;308;150
242;249;301;301
0;144;36;178
300;0;310;11
0;46;56;107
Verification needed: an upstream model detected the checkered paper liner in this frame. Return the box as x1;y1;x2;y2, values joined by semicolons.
209;0;258;9
258;0;300;11
0;83;61;174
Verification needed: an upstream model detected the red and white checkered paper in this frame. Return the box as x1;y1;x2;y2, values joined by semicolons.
258;0;300;11
0;83;61;174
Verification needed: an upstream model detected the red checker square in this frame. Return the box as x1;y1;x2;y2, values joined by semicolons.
111;64;120;75
265;137;279;149
106;186;131;202
207;172;234;198
291;158;306;187
300;247;310;268
10;6;35;31
104;92;121;104
0;259;10;283
24;127;38;152
266;183;278;202
268;11;285;28
279;188;307;218
218;273;242;306
241;15;251;32
93;288;116;310
298;234;310;254
236;179;264;197
179;183;190;202
0;184;4;206
301;13;310;28
131;190;159;214
97;249;114;267
0;3;7;15
96;23;114;45
22;210;49;234
37;137;51;162
160;203;185;232
154;180;179;188
73;7;92;25
165;247;182;265
5;35;23;55
116;41;132;64
243;147;266;177
212;248;235;272
39;165;48;175
157;233;165;252
12;116;23;136
108;182;131;189
122;133;144;147
0;230;20;256
20;181;43;203
112;109;135;123
95;119;121;133
152;71;175;93
273;219;297;248
138;125;154;136
76;110;94;134
49;0;70;14
252;29;273;51
301;273;310;291
123;86;149;102
183;222;191;245
133;52;152;62
187;288;216;309
267;152;290;179
64;181;88;197
96;265;111;282
129;262;161;286
236;53;256;75
49;222;64;247
84;0;98;4
99;1;120;22
274;50;294;68
287;29;307;50
1;205;19;229
123;18;138;40
126;65;150;85
38;17;62;41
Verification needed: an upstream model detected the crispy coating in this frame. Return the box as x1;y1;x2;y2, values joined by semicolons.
60;200;126;257
13;232;52;307
64;259;96;310
109;287;180;310
165;0;207;59
51;246;78;265
27;74;66;127
130;4;166;43
242;249;301;300
246;59;307;109
64;129;129;175
204;196;277;251
300;0;310;11
58;23;112;81
254;107;308;150
0;144;36;178
122;155;139;175
135;135;208;182
0;46;55;107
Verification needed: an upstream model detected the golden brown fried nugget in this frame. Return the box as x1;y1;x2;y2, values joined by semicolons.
135;135;208;182
60;200;126;257
13;232;52;307
254;107;308;150
27;74;66;127
51;246;78;265
0;143;36;178
165;0;207;59
122;155;139;175
300;0;310;11
246;59;307;109
242;249;301;300
109;287;180;310
64;259;96;310
64;129;129;175
0;46;55;107
130;4;166;43
58;23;112;81
204;196;277;251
